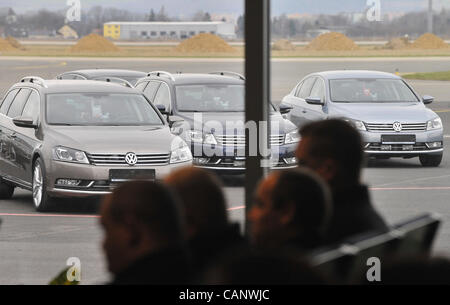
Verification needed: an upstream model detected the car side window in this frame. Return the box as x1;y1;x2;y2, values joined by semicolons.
7;88;31;118
22;91;40;122
0;89;19;115
153;83;171;110
143;81;161;101
59;74;85;80
298;77;317;99
134;82;148;92
309;78;325;101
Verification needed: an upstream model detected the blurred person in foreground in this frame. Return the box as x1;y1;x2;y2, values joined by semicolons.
248;168;332;253
100;180;191;285
296;119;389;245
165;167;246;275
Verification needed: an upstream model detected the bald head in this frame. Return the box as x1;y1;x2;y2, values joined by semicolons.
165;167;228;238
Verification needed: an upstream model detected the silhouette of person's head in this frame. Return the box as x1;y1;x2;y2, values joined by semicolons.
248;168;332;250
165;167;228;239
296;119;364;190
204;249;328;285
100;180;185;275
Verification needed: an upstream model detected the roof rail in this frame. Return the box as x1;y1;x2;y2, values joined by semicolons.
147;71;175;81
20;76;48;88
209;71;245;80
93;77;134;88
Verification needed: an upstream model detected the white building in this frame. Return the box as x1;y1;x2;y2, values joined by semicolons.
104;21;236;40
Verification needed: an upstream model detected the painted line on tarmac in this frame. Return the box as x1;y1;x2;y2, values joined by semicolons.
0;205;247;218
12;62;67;70
370;186;450;191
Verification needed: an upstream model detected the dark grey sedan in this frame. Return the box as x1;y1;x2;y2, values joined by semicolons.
281;70;444;166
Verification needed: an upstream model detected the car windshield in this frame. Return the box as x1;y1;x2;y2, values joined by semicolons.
46;93;163;126
330;78;420;103
175;84;246;112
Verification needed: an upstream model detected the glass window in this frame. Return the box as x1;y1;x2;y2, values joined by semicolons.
297;77;316;99
46;93;163;126
0;89;19;115
309;78;325;100
176;84;246;112
7;88;31;118
143;82;161;100
22;91;40;121
330;79;420;103
153;83;171;110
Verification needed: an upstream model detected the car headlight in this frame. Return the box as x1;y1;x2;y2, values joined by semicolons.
427;117;443;130
344;119;366;131
170;141;193;164
52;146;89;164
186;130;217;145
285;129;301;144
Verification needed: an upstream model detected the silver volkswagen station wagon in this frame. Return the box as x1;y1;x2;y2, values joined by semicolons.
281;70;444;167
0;77;192;211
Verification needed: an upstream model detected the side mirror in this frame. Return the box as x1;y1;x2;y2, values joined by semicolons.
279;103;293;114
305;97;324;106
168;115;184;128
422;95;434;105
156;104;168;114
13;116;37;129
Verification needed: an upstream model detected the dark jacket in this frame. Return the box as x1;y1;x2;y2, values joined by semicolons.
188;223;246;274
110;245;192;285
324;184;389;245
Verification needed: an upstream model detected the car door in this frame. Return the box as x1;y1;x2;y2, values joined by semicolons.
4;88;31;185
11;90;41;184
286;76;316;128
303;76;327;123
0;88;19;179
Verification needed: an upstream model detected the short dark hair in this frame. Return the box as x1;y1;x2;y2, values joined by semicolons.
165;167;228;233
106;180;185;243
271;168;332;237
299;119;364;183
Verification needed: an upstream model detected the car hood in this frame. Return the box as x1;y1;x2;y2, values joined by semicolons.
46;125;177;154
329;102;438;123
175;111;297;134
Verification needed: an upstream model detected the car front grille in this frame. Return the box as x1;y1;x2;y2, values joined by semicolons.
365;123;427;132
215;134;285;147
87;153;170;166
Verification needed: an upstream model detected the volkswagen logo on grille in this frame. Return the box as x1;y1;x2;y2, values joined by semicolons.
125;152;138;166
393;122;402;132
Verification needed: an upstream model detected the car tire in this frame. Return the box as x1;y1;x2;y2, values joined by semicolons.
0;179;15;199
32;158;53;212
419;153;443;167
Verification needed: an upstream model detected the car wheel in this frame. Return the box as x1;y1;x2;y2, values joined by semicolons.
0;178;14;199
419;153;443;167
32;158;53;212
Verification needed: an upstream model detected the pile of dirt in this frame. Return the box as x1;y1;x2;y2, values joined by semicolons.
272;39;296;51
69;33;120;53
175;33;235;53
0;37;17;52
410;33;448;49
306;32;359;51
384;37;410;49
5;36;26;50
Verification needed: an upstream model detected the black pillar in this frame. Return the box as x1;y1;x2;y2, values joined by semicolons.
244;0;271;232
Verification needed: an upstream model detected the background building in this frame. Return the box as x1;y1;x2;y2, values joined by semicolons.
103;21;236;40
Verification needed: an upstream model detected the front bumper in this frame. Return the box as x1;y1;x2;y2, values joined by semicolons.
46;160;191;197
190;142;298;173
360;129;444;158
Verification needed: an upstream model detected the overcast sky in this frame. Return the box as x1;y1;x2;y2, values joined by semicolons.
3;0;450;16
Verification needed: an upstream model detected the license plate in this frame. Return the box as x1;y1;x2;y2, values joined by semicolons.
381;135;416;144
109;169;156;181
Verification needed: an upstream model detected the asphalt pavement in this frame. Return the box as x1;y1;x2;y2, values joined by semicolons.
0;57;449;284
